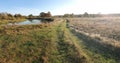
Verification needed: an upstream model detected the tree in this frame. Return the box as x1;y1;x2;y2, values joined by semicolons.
63;13;74;17
40;12;45;17
40;11;52;17
83;12;89;17
7;13;14;20
63;14;69;17
14;14;22;19
47;11;51;17
0;12;25;20
28;14;33;18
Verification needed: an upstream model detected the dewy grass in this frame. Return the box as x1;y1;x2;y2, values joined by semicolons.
68;17;119;63
0;22;53;63
0;19;82;63
0;18;118;63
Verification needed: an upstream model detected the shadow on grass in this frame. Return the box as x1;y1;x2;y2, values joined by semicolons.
56;24;86;63
70;29;120;62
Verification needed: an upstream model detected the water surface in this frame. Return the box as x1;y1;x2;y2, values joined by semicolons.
8;19;42;25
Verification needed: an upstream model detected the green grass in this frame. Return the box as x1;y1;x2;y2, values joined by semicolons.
0;18;118;63
69;29;116;63
0;23;54;63
0;19;86;63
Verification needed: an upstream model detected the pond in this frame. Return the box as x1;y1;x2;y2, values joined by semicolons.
8;19;42;25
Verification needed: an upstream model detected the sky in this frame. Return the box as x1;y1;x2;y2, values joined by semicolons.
0;0;120;15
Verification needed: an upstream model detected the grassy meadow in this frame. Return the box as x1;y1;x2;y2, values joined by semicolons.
69;17;120;47
68;17;120;63
0;18;87;63
0;17;119;63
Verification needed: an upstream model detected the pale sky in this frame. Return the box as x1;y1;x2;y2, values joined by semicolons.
0;0;120;15
54;0;120;15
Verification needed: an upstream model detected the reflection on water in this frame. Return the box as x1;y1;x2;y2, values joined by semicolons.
8;19;42;25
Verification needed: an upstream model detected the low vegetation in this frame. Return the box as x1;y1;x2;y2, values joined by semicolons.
68;17;120;62
0;13;26;24
0;19;87;63
0;17;120;63
69;17;120;47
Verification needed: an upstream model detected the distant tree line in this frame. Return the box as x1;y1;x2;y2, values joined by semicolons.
63;13;74;17
0;12;26;20
28;11;52;18
54;12;102;18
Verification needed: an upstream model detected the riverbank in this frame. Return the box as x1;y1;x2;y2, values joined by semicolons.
0;18;26;25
